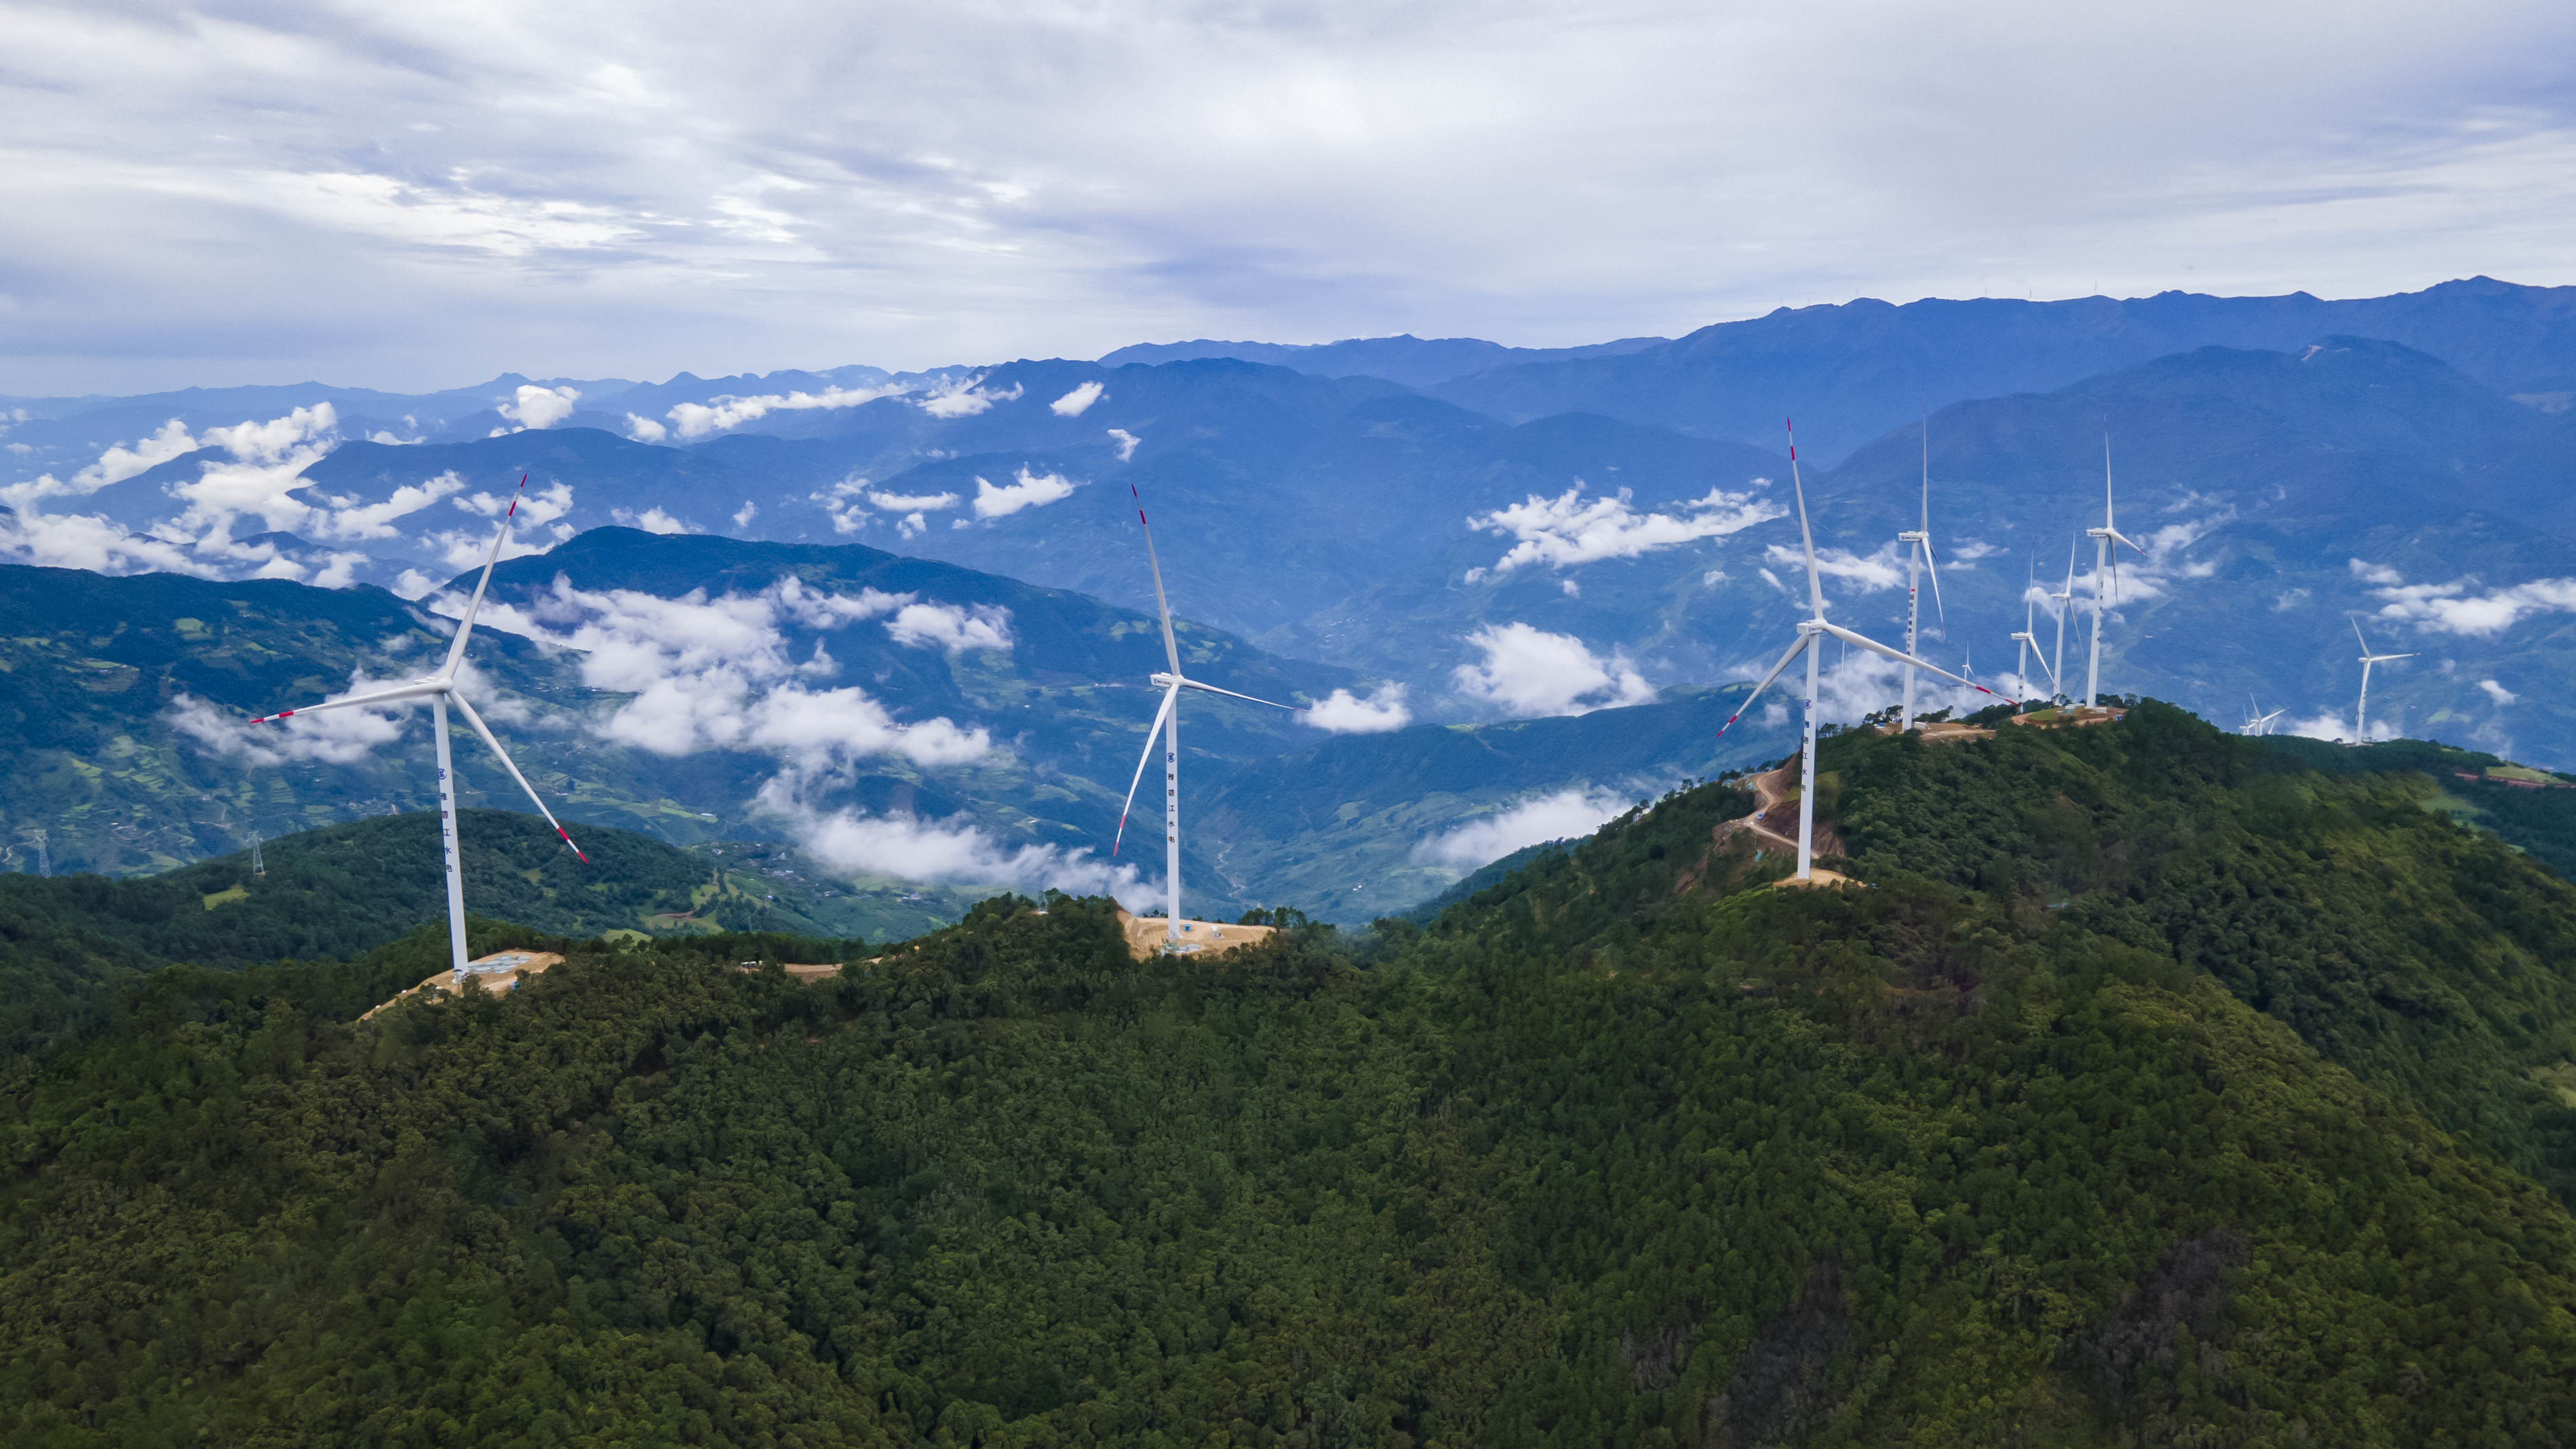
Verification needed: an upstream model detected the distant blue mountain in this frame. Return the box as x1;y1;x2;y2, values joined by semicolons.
1097;333;1670;389
1430;276;2576;462
1277;334;2576;764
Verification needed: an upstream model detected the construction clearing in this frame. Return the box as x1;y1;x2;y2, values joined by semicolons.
359;950;566;1022
1115;909;1279;961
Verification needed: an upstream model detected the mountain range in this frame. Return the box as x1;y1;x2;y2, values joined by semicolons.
12;275;2576;915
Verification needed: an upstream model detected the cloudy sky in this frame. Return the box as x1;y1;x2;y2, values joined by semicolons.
5;0;2573;395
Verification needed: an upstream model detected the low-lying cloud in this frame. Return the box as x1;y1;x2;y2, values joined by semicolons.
971;467;1077;519
456;572;991;770
1466;482;1782;576
2353;557;2576;637
1306;683;1412;734
667;382;914;439
1453;622;1655;717
916;376;1023;420
761;781;1145;903
1415;787;1633;870
496;384;579;431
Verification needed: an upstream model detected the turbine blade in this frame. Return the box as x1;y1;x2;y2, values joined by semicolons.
440;473;530;679
1922;537;1945;622
246;678;444;723
2103;430;2116;532
1132;484;1184;677
1714;633;1812;741
1176;677;1301;711
450;690;589;862
1819;621;2014;702
1919;408;1931;535
1787;420;1824;618
2351;613;2371;654
1112;684;1179;856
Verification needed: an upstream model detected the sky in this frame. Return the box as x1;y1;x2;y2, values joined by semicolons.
4;0;2574;396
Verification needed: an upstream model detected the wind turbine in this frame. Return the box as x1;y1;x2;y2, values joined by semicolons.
2242;694;2286;736
2350;614;2417;745
1112;485;1302;943
1714;421;2013;880
248;477;587;973
2084;433;2145;707
2049;535;2077;702
2011;555;2058;700
1898;413;1945;730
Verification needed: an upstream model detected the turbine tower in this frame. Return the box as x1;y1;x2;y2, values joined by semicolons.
2084;433;2144;707
2011;555;2058;700
1715;421;2012;880
2050;535;2078;702
248;476;587;972
2350;614;2417;745
1113;485;1302;942
1897;414;1945;730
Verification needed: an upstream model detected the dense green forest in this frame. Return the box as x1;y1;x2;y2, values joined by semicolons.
0;810;979;1056
4;704;2576;1444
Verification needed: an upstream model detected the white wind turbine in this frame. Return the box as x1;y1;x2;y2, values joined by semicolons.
2349;614;2417;745
2049;535;2078;703
2242;694;2287;736
2084;434;2145;707
249;477;587;973
1112;485;1302;942
2010;555;2058;700
1715;421;2013;880
1897;414;1945;730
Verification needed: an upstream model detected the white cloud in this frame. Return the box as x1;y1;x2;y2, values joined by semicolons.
1414;787;1630;870
497;384;580;431
612;506;696;534
884;601;1015;654
2354;557;2576;638
2480;678;2518;705
733;500;758;527
666;382;913;439
1107;429;1142;462
1051;380;1106;416
1452;622;1655;717
915;376;1023;419
1949;539;2005;560
971;466;1077;519
867;488;961;511
0;405;395;583
79;419;201;490
762;780;1142;901
300;469;469;541
625;413;669;443
453;573;991;772
1764;539;1906;593
1798;637;2007;723
1471;481;1783;573
1307;683;1411;734
2283;709;2392;744
166;679;412;766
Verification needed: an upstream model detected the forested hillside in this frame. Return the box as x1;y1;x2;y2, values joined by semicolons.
0;810;939;1057
3;706;2574;1444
